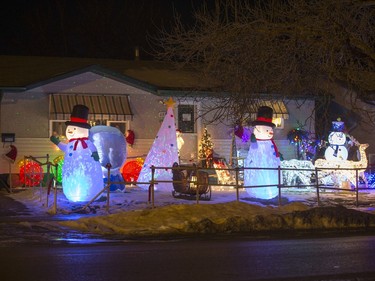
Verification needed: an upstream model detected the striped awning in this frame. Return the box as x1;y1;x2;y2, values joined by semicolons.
50;94;133;120
250;100;289;119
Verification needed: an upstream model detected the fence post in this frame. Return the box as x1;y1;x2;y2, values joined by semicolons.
355;168;359;207
278;165;282;206
150;165;155;208
195;165;199;204
315;168;320;206
106;163;112;212
52;178;57;215
8;161;12;193
235;167;239;202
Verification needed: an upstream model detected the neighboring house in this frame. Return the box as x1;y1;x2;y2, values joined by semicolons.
0;55;317;176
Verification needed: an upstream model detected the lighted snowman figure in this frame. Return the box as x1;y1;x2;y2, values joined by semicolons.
50;104;103;202
244;106;280;199
324;119;348;161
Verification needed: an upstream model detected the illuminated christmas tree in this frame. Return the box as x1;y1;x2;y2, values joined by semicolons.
137;98;179;191
198;127;213;159
198;127;214;167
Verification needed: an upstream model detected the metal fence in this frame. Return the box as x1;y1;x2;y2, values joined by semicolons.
143;164;373;208
12;155;374;213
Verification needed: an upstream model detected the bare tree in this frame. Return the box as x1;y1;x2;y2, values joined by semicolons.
153;0;375;130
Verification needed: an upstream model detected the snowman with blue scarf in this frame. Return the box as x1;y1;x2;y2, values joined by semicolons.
324;118;348;161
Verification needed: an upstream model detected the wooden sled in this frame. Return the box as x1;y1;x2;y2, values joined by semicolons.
171;162;211;201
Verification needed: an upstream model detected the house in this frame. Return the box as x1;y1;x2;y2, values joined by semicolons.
0;55;322;178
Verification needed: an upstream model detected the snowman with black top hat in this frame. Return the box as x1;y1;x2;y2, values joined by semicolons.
50;104;103;202
244;106;280;199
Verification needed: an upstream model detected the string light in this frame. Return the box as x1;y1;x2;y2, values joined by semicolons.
18;159;43;186
53;155;64;184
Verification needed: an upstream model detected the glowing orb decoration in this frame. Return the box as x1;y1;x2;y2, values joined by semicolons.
53;155;64;183
18;159;44;186
90;125;127;191
121;158;144;182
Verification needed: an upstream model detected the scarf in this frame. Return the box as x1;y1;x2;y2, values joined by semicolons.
69;137;89;151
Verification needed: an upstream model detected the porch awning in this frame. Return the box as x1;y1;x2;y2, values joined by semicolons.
49;94;133;120
250;100;289;119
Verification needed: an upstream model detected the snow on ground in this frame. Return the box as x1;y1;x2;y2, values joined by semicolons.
6;184;375;238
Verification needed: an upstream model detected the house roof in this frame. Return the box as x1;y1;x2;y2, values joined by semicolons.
0;55;212;95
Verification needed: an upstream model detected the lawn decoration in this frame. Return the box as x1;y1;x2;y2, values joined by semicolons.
125;130;135;146
3;145;17;163
137;97;179;191
171;162;211;201
52;155;64;184
90;125;127;192
18;159;43;186
244;106;280;199
315;140;369;188
281;159;315;187
199;127;214;168
50;104;103;202
121;158;144;182
324;118;348;161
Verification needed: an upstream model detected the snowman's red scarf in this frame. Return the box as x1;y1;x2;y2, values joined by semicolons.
256;138;280;158
69;137;89;150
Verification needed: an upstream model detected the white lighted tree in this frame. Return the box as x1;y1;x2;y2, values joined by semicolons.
137;98;179;191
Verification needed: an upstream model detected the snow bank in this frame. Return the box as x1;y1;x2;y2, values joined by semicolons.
6;186;375;238
59;201;375;238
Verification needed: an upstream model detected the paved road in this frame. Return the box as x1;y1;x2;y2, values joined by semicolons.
2;188;375;280
1;235;375;281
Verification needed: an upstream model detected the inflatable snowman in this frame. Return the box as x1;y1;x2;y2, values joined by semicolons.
244;106;280;199
50;104;103;202
324;119;348;161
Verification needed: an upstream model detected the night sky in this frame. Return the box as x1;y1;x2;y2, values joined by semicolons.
1;0;214;60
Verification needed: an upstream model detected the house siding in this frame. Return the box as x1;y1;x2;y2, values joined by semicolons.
1;67;318;175
1;137;298;175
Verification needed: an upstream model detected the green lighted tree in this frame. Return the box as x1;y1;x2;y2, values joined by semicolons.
198;127;214;159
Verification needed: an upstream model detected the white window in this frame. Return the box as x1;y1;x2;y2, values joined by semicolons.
272;117;284;129
49;120;68;137
106;121;129;135
177;104;197;133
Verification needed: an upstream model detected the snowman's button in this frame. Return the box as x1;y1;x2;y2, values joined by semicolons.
69;145;73;149
69;153;72;157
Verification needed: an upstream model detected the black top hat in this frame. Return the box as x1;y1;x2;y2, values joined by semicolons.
65;104;91;129
251;106;276;128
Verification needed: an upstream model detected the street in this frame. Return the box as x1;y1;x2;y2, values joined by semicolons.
1;235;375;281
